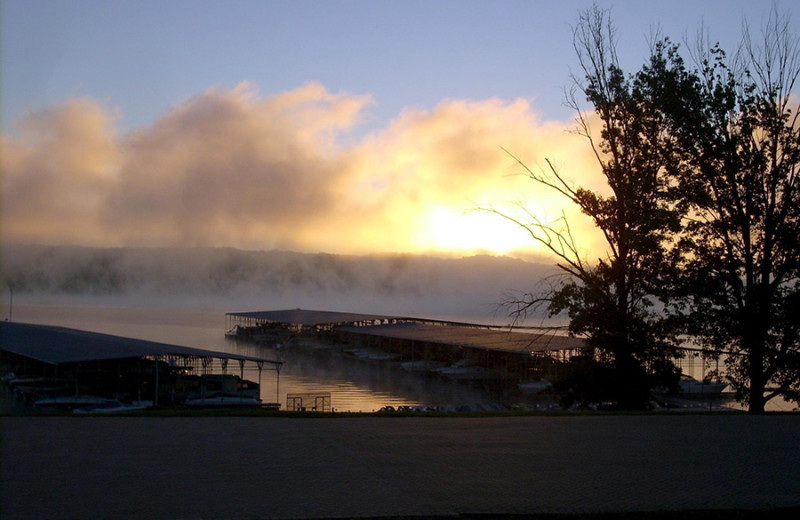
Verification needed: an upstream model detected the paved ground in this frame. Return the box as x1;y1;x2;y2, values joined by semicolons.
2;414;799;519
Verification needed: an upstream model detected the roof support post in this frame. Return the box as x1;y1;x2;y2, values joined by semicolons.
276;363;281;404
256;361;264;403
154;357;160;407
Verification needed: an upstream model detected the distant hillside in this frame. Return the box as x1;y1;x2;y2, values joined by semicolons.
0;244;559;321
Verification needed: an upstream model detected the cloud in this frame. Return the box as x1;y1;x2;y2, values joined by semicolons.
1;82;606;258
104;81;378;248
328;97;605;255
1;98;121;241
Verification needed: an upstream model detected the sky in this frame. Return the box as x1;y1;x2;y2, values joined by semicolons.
1;0;796;260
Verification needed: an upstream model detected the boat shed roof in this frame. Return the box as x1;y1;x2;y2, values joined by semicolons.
338;322;584;354
0;321;282;366
227;309;397;327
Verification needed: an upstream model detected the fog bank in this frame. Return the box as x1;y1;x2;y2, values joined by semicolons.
1;244;558;323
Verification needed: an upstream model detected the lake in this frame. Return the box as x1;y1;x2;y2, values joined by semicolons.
7;301;509;412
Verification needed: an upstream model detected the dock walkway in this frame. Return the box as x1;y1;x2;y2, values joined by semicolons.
3;415;799;519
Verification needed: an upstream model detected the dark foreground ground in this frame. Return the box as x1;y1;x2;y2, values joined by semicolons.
2;414;799;520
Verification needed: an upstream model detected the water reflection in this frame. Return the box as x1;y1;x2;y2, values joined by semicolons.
227;336;503;412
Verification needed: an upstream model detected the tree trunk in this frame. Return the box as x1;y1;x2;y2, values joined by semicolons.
748;346;766;413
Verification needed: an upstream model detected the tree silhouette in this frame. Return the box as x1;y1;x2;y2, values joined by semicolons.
492;6;683;409
652;9;800;412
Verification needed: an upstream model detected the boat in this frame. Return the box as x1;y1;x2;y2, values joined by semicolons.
436;365;505;381
179;374;260;400
14;384;71;402
74;400;154;414
33;395;118;411
400;360;448;372
185;392;263;407
1;371;19;386
7;376;66;388
679;374;729;395
428;358;506;381
518;380;552;393
6;376;71;402
344;348;399;361
226;325;295;346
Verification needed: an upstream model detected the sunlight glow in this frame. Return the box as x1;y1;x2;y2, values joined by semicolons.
422;207;534;255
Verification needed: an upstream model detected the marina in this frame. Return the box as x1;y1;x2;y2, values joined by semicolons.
1;305;532;412
2;305;745;413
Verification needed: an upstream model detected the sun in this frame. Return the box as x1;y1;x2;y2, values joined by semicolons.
420;207;533;255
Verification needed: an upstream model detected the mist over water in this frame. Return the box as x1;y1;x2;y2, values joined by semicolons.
1;245;559;411
1;244;558;323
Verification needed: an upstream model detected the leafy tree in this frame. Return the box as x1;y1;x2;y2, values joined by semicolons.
494;6;683;409
654;10;800;412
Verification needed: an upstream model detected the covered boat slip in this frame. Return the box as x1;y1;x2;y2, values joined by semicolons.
228;308;397;327
224;308;540;334
0;321;282;409
335;323;584;381
226;308;414;336
226;309;583;349
337;322;583;355
227;308;584;382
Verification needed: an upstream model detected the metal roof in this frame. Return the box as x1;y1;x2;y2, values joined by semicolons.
338;322;584;354
0;321;282;366
226;308;397;326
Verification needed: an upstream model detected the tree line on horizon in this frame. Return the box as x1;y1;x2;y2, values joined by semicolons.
0;243;554;299
498;5;800;413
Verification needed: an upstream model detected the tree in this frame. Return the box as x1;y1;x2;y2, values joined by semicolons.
493;6;683;409
655;10;800;412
